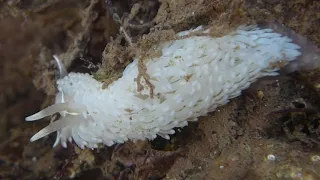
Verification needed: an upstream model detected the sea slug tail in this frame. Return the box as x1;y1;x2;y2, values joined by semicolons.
258;22;320;74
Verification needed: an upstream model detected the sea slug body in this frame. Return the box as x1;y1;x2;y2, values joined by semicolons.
26;25;301;149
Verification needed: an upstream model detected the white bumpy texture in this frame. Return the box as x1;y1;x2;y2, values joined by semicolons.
26;25;301;149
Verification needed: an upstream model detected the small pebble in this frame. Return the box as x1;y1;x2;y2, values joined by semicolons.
311;155;320;162
257;90;264;99
32;157;37;162
267;154;276;161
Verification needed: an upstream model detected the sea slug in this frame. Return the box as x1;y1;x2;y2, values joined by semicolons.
26;25;301;149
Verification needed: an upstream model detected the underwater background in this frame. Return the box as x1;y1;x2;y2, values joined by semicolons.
0;0;320;179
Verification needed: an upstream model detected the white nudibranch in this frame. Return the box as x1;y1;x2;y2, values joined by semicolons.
26;25;302;149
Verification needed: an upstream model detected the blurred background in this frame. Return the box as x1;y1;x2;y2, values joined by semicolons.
0;0;320;179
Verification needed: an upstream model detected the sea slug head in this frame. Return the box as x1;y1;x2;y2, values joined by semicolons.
25;56;95;149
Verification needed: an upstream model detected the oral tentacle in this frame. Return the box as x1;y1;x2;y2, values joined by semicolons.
30;116;79;142
25;103;87;121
